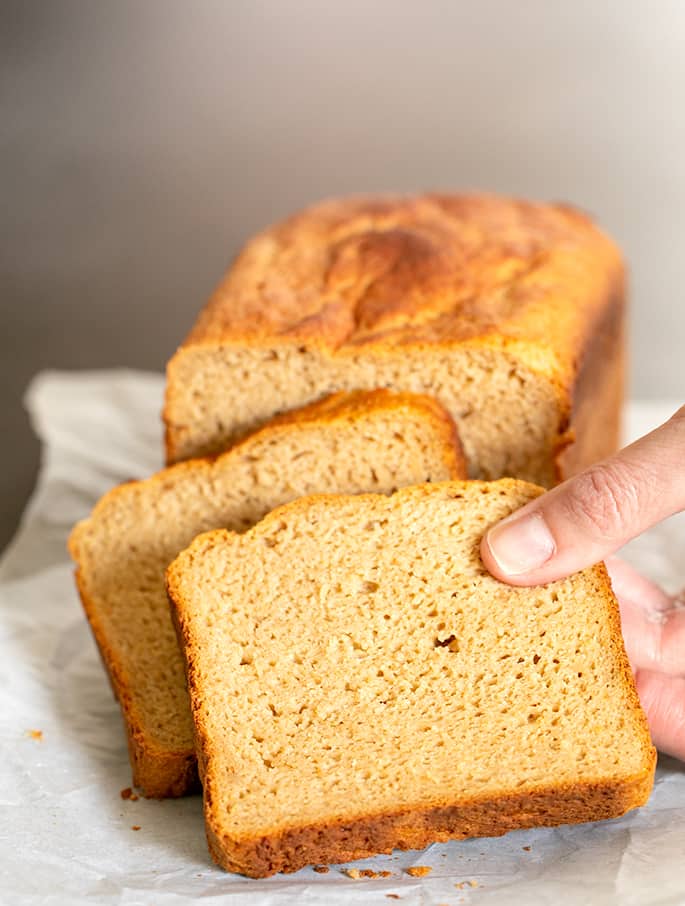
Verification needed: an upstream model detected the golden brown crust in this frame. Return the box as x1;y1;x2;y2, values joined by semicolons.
69;390;466;798
71;567;201;798
555;283;626;479
164;193;625;471
167;479;655;877
203;767;654;877
181;194;621;365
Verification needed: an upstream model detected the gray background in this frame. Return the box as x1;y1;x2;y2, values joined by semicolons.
2;0;684;551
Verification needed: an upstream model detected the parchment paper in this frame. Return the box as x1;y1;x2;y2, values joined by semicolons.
1;370;683;906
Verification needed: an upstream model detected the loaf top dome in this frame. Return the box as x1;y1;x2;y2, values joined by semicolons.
185;193;623;375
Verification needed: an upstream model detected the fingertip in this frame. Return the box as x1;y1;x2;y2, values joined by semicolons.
480;511;556;585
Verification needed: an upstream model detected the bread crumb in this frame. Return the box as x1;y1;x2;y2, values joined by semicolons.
120;787;139;801
386;896;401;901
406;866;432;877
344;867;393;879
522;845;531;851
26;729;43;741
131;825;141;831
313;865;329;874
469;879;479;887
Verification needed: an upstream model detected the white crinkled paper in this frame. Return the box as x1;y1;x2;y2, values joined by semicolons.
1;370;684;906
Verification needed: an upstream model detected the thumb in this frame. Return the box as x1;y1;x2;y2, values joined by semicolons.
481;405;685;586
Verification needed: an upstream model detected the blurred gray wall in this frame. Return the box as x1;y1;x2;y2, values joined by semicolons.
2;0;684;548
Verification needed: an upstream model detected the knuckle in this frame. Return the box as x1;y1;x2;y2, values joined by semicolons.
562;463;640;540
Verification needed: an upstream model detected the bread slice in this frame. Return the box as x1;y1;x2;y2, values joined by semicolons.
69;390;465;797
167;479;655;877
164;194;625;486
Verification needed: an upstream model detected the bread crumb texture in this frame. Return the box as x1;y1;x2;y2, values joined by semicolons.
69;390;463;797
406;866;433;878
167;479;655;877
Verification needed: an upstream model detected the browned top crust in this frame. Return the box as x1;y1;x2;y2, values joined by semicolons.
183;193;624;385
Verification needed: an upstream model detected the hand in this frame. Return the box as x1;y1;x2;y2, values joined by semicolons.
604;556;685;761
480;405;685;760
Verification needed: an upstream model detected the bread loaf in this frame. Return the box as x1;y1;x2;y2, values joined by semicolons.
164;194;625;485
69;390;465;797
167;479;655;877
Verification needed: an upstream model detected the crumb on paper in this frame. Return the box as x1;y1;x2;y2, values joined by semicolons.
344;867;392;879
26;729;43;741
120;787;139;801
313;865;330;874
469;879;479;887
386;896;401;901
406;865;432;877
131;825;141;831
522;845;531;851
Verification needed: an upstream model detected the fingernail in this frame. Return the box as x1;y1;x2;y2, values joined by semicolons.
485;512;556;576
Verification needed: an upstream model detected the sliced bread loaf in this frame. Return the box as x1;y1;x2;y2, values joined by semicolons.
69;390;465;797
167;479;655;877
164;194;625;485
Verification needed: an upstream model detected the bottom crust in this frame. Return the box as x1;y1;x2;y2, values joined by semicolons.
129;733;200;799
205;761;655;878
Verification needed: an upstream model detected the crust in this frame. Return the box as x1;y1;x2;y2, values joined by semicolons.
69;391;466;798
167;479;655;877
71;566;200;798
178;194;621;358
164;193;625;466
203;768;654;877
555;282;626;479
